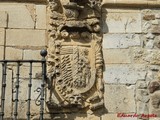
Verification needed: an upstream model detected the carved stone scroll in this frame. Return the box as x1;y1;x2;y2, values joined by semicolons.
46;0;104;112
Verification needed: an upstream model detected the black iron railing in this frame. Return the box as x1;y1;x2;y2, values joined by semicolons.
0;50;47;120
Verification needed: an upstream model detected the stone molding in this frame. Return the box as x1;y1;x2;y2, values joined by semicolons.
0;0;46;3
102;0;160;7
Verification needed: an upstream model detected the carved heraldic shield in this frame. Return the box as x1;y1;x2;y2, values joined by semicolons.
47;0;104;111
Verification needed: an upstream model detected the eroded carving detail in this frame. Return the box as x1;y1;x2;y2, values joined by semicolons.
46;0;103;111
148;77;160;116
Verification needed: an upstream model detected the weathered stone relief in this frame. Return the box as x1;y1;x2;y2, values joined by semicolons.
147;66;160;118
136;81;149;119
46;0;104;112
148;77;160;117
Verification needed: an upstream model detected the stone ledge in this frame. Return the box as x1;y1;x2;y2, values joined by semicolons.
102;0;160;7
0;0;47;3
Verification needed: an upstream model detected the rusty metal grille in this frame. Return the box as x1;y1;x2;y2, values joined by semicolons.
0;50;47;120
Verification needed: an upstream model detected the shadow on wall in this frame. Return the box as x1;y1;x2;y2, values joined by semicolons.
101;7;108;73
101;8;108;111
48;108;108;120
101;8;108;34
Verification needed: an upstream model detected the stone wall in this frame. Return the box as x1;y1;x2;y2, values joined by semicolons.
0;3;47;59
0;2;47;119
102;8;160;120
1;1;160;120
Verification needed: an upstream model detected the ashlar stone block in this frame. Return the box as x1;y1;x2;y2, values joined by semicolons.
12;79;43;119
120;118;138;120
6;29;46;47
137;102;149;116
103;12;141;33
102;114;119;120
12;66;42;79
14;79;42;101
12;79;28;101
103;8;141;13
0;28;5;46
32;113;100;120
23;50;42;60
36;5;47;29
16;100;40;119
149;118;160;120
0;4;35;28
104;85;136;113
0;65;1;82
103;34;141;49
0;46;4;60
104;64;146;84
5;47;22;60
102;114;137;120
0;11;7;28
103;49;131;64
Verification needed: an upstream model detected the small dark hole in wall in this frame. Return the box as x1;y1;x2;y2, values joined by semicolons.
69;0;88;5
60;26;91;33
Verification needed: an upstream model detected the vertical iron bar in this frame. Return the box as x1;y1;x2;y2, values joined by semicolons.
39;50;47;120
27;62;32;120
0;62;7;120
40;60;45;120
14;62;20;120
